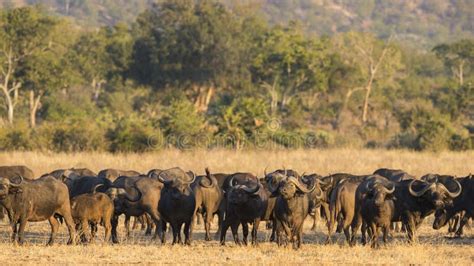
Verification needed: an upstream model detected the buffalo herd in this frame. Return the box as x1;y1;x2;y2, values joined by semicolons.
0;165;471;249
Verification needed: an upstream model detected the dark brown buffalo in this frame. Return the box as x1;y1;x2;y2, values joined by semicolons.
372;168;415;233
98;169;141;182
0;166;36;220
358;177;396;248
192;168;224;241
0;165;35;179
315;173;354;231
71;188;114;243
327;174;370;244
373;168;415;182
433;174;473;237
269;175;320;249
157;168;197;245
0;175;76;245
107;175;163;243
45;168;97;181
300;173;330;231
220;173;270;246
352;175;462;244
67;176;112;198
263;169;299;241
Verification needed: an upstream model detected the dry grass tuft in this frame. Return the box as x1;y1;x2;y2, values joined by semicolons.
0;149;472;264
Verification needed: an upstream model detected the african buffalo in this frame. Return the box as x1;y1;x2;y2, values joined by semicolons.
0;165;35;179
220;173;270;246
45;168;97;181
433;174;473;237
98;169;141;182
67;176;112;198
107;174;163;243
269;175;320;249
358;177;396;248
71;187;114;243
327;174;370;244
193;168;224;241
0;175;76;245
157;168;197;245
373;168;415;182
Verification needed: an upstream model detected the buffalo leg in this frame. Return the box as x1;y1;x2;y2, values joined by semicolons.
160;222;167;244
81;219;92;243
242;223;249;246
60;210;76;245
132;216;140;230
405;216;417;243
204;211;212;241
220;219;230;245
17;218;27;245
214;212;223;240
270;218;277;242
124;215;131;238
370;224;378;249
231;221;240;245
382;226;389;244
171;222;179;245
111;215;120;244
104;218;112;243
90;222;98;243
47;216;60;245
184;221;192;245
11;222;18;243
251;219;261;245
455;214;471;238
146;209;162;241
145;214;153;236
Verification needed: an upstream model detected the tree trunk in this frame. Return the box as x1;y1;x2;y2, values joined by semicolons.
6;96;14;125
337;87;364;130
459;60;464;86
194;86;215;113
29;90;42;128
65;0;70;14
362;76;374;123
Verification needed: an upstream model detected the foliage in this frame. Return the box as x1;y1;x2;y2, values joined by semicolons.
0;2;473;152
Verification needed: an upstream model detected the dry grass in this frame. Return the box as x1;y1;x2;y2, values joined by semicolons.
0;149;473;264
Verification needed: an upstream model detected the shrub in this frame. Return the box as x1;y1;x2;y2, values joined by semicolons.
160;99;208;149
107;116;162;152
0;126;33;151
51;120;107;152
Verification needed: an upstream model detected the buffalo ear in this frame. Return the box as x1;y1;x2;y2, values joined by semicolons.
9;187;22;194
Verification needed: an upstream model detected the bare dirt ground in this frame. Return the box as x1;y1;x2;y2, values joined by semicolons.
0;149;472;264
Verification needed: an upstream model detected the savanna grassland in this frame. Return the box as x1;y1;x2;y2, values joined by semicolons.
0;149;473;264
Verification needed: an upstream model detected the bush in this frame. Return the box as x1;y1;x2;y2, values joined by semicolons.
392;105;457;151
270;130;335;149
160;99;209;149
449;133;472;151
51;120;107;152
107;116;162;152
0;126;34;151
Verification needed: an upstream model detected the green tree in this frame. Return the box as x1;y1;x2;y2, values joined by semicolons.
252;24;330;115
0;6;58;124
433;39;474;86
131;0;254;112
332;32;403;124
66;23;133;102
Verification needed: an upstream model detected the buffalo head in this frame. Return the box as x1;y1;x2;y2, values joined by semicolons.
158;170;196;200
228;176;262;204
408;176;461;209
0;176;23;199
268;175;320;200
365;178;396;206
